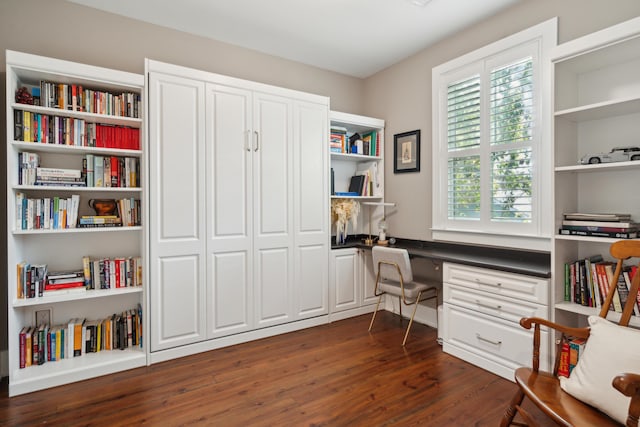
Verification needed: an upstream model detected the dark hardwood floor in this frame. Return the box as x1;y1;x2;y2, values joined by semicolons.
0;312;555;426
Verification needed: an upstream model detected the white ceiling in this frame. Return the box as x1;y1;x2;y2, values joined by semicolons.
67;0;521;78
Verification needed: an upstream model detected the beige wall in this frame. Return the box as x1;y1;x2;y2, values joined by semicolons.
0;0;639;358
364;0;640;242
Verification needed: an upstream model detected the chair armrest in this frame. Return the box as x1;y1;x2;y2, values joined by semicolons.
613;373;640;397
613;373;640;427
520;317;590;339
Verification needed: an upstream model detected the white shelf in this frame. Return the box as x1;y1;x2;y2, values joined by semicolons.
13;286;143;307
554;96;640;122
555;234;639;244
10;103;142;127
555;302;640;327
10;349;146;396
11;141;142;157
331;152;382;162
12;184;141;192
13;226;142;235
555;160;640;173
331;195;383;200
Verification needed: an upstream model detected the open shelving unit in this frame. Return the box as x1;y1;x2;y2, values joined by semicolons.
551;17;640;328
5;50;147;396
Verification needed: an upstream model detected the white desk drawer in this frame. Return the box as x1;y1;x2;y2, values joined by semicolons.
443;262;548;304
443;303;549;371
444;283;548;323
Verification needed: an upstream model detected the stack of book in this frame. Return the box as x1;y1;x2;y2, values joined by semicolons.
559;212;638;239
34;167;85;187
330;126;347;153
44;270;86;295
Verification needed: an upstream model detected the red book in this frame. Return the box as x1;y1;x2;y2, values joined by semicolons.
558;339;570;377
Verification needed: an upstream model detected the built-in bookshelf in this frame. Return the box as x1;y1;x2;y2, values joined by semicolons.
5;50;147;396
551;17;640;328
330;111;385;241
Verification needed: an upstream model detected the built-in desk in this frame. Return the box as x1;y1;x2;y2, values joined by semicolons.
334;237;551;278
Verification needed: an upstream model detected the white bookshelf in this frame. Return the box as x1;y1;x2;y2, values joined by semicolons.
551;17;640;327
5;50;147;396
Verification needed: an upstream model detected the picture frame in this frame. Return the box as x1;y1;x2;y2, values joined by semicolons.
393;129;420;173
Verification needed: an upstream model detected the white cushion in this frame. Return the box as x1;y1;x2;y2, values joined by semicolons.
559;315;640;425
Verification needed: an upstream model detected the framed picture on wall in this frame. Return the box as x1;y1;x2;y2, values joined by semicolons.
393;129;420;173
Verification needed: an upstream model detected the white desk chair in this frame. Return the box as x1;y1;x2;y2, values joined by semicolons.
369;246;438;346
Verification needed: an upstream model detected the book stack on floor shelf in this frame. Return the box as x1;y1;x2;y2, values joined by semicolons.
559;212;638;239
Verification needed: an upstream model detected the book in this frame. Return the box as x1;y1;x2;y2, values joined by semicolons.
348;175;366;195
622;270;640;316
563;212;632;221
557;337;570;377
559;228;638;239
560;224;638;233
604;264;624;312
568;337;586;374
561;219;637;228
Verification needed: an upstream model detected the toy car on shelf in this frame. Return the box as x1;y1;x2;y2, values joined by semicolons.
580;146;640;164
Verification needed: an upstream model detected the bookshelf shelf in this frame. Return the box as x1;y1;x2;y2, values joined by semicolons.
6;50;147;396
554;96;640;122
554;302;640;327
11;102;142;127
555;160;640;173
330;152;382;162
554;234;639;244
10;348;146;397
11;141;142;157
13;286;143;307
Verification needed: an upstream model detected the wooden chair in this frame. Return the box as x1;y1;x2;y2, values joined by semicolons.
501;240;640;427
368;246;438;346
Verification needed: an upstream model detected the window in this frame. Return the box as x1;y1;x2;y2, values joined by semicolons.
432;19;556;250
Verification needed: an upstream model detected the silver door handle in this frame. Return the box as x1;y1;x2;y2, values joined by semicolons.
476;334;502;346
254;131;259;152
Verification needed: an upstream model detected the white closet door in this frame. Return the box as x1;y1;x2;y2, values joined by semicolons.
205;83;254;338
253;93;294;328
293;100;329;319
148;70;207;351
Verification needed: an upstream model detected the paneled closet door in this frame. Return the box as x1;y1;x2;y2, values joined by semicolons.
293;100;329;319
253;92;294;328
148;71;207;351
205;83;254;339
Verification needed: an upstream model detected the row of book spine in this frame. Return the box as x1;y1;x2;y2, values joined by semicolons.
18;304;142;369
14;194;140;230
85;154;140;188
34;81;141;118
82;255;143;291
330;127;380;157
564;256;640;314
15;193;80;231
14;109;140;149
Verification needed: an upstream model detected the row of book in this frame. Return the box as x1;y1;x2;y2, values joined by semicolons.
14;194;140;230
330;126;380;157
16;256;142;300
85;154;140;188
25;81;141;118
15;193;80;231
559;212;638;239
18;305;143;369
558;336;586;378
333;162;380;197
563;255;640;314
14;110;140;150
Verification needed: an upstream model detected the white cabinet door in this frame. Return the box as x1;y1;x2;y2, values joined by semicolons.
253;93;294;328
148;71;207;351
294;101;329;319
205;83;254;339
360;250;378;305
330;248;360;312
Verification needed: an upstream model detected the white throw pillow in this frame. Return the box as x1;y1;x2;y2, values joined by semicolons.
559;315;640;425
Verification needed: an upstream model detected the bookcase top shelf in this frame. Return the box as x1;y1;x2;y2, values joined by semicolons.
11;103;142;128
554;96;640;122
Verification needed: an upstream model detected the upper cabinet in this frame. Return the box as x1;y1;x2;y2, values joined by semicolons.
5;50;146;396
551;17;640;327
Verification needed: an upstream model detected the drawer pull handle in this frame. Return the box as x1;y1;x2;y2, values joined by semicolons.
474;278;502;287
475;300;502;310
476;334;502;346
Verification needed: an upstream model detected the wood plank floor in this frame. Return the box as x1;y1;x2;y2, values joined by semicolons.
0;312;556;426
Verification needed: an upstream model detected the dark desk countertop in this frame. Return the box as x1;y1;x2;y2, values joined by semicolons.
331;237;551;278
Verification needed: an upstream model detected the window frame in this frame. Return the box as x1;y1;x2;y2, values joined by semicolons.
432;18;557;251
